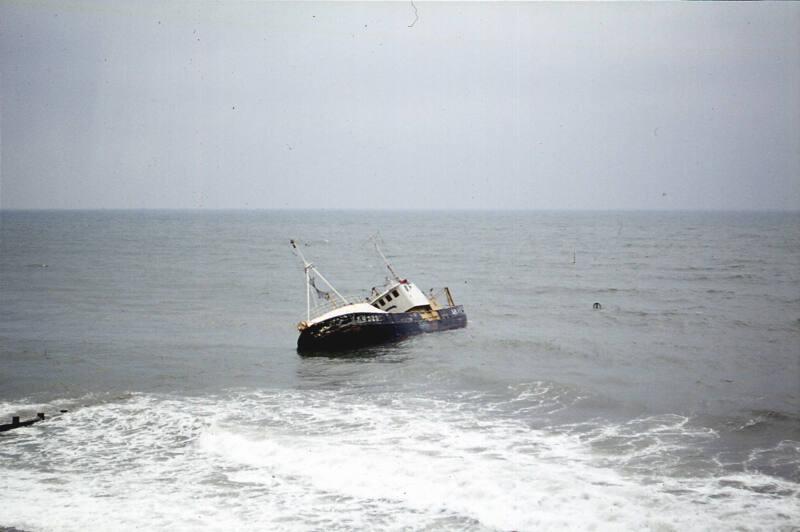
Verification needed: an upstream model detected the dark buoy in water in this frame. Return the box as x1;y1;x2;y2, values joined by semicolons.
593;302;602;310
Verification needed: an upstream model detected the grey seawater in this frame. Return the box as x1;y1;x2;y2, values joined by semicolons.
0;210;798;531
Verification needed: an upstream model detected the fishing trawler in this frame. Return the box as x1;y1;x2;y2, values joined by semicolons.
290;239;467;352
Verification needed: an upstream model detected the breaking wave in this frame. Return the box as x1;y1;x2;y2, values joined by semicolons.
1;389;798;531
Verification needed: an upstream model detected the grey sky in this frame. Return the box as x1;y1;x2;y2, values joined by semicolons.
1;1;798;210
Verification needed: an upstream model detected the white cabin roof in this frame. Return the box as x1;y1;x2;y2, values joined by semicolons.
369;280;431;313
308;302;387;326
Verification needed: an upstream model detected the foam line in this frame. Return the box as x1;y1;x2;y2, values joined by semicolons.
0;391;797;531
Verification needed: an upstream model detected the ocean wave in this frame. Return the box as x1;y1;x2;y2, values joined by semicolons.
1;391;798;531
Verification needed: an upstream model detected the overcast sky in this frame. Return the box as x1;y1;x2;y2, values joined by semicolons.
1;1;798;210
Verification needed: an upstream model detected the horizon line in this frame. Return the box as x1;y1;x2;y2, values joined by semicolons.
1;207;799;213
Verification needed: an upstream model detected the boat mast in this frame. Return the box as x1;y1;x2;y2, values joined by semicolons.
290;240;350;319
290;239;312;320
373;238;401;282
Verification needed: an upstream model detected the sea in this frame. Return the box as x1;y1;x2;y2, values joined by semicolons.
0;210;798;531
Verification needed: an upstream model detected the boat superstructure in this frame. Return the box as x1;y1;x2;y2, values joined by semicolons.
290;239;467;352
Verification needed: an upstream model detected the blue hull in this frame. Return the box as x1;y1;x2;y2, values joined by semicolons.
297;305;467;353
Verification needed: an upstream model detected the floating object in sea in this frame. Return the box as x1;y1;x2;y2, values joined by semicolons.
290;239;467;353
593;302;602;310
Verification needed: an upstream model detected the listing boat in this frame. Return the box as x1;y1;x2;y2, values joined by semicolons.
291;239;467;352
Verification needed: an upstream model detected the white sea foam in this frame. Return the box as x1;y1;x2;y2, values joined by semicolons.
1;391;798;531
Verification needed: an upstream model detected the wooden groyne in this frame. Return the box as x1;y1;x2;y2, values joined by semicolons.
0;413;47;433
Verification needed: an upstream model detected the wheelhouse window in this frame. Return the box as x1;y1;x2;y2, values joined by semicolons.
392;290;399;298
386;294;393;302
378;298;385;306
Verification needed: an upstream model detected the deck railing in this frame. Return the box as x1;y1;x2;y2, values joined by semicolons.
426;287;456;309
306;294;370;321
